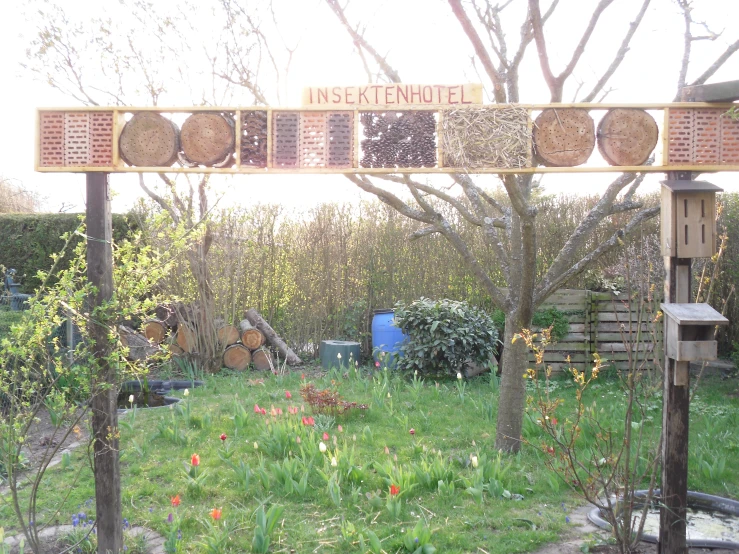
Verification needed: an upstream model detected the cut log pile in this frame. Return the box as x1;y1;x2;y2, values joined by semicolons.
121;304;302;372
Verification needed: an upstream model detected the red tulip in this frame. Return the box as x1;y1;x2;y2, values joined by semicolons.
409;428;415;436
261;408;266;415
220;433;227;442
301;373;305;380
323;432;329;441
375;361;380;368
390;484;400;496
285;390;292;399
191;453;200;467
171;494;181;507
210;507;222;521
254;403;261;414
551;417;558;425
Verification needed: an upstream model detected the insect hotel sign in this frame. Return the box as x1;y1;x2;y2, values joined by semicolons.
36;83;739;175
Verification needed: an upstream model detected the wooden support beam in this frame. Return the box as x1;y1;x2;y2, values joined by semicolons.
86;173;122;554
681;80;739;103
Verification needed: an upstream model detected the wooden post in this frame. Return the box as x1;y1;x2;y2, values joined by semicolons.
659;170;692;554
87;173;122;554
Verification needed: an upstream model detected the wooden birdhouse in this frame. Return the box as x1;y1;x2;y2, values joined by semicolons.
660;180;722;258
662;301;727;363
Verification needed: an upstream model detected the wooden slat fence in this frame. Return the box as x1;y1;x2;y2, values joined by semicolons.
531;289;663;371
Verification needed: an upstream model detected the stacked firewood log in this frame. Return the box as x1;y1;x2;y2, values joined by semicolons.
137;305;302;372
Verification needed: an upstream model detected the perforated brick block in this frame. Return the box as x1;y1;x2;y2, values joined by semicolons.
667;108;738;165
90;112;114;166
241;111;268;167
721;113;739;165
300;112;327;168
327;112;354;168
273;112;299;168
39;112;65;167
667;108;693;164
693;108;722;164
63;112;90;166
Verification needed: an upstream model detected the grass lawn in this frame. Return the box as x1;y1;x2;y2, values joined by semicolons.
1;361;738;553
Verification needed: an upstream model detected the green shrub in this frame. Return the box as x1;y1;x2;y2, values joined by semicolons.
491;307;570;343
394;298;499;377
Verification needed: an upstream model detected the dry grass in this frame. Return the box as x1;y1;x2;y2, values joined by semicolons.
441;106;531;169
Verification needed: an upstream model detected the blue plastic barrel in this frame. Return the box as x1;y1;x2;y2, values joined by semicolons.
371;310;408;367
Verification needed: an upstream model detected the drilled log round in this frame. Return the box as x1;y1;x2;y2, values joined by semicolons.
142;319;167;344
119;112;179;167
251;347;273;372
217;325;240;347
169;343;184;355
597;109;658;166
223;343;252;371
180;113;235;165
176;324;196;353
533;109;595;167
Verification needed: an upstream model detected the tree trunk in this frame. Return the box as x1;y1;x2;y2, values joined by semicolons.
495;313;530;452
238;319;266;350
251;346;274;372
217;324;240;347
243;308;302;365
142;319;167;344
223;343;252;370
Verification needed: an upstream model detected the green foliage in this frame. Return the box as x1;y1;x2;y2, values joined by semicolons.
492;307;570;343
0;213;133;293
394;298;499;377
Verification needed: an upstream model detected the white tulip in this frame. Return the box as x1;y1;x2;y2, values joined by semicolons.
319;442;327;453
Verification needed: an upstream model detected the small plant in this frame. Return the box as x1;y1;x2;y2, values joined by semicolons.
300;383;368;415
195;508;232;554
251;504;284;554
394;298;499;377
402;520;436;554
385;484;402;520
184;453;209;496
455;372;466;403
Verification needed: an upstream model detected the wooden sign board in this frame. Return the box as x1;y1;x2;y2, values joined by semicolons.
302;84;483;107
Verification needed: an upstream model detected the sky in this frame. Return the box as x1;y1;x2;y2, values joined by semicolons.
1;0;738;214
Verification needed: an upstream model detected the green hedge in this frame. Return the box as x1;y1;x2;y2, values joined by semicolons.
0;213;134;293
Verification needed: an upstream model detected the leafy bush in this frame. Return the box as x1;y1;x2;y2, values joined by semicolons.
394;298;499;377
491;307;570;343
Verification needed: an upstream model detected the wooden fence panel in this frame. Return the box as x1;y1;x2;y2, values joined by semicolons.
526;289;662;372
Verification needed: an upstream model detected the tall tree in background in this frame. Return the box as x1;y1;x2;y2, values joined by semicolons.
321;0;739;451
0;178;39;213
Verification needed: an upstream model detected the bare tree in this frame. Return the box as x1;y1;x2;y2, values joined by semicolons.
322;0;738;451
0;177;39;213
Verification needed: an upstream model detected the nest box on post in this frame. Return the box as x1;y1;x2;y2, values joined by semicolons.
660;180;722;258
661;303;728;385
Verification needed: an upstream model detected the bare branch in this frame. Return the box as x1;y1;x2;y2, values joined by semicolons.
675;0;693;95
581;0;651;102
689;39;739;87
447;0;507;103
529;0;614;102
410;226;440;240
535;206;660;304
138;174;179;224
324;0;402;83
343;174;433;224
377;174;484;226
538;172;638;295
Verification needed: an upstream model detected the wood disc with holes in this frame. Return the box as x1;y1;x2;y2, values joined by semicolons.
597;109;658;166
223;343;252;371
533;109;595;167
142;319;167;344
119;112;179;167
180;113;234;166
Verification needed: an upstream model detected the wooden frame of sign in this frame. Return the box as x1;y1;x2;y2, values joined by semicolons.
36;102;739;174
